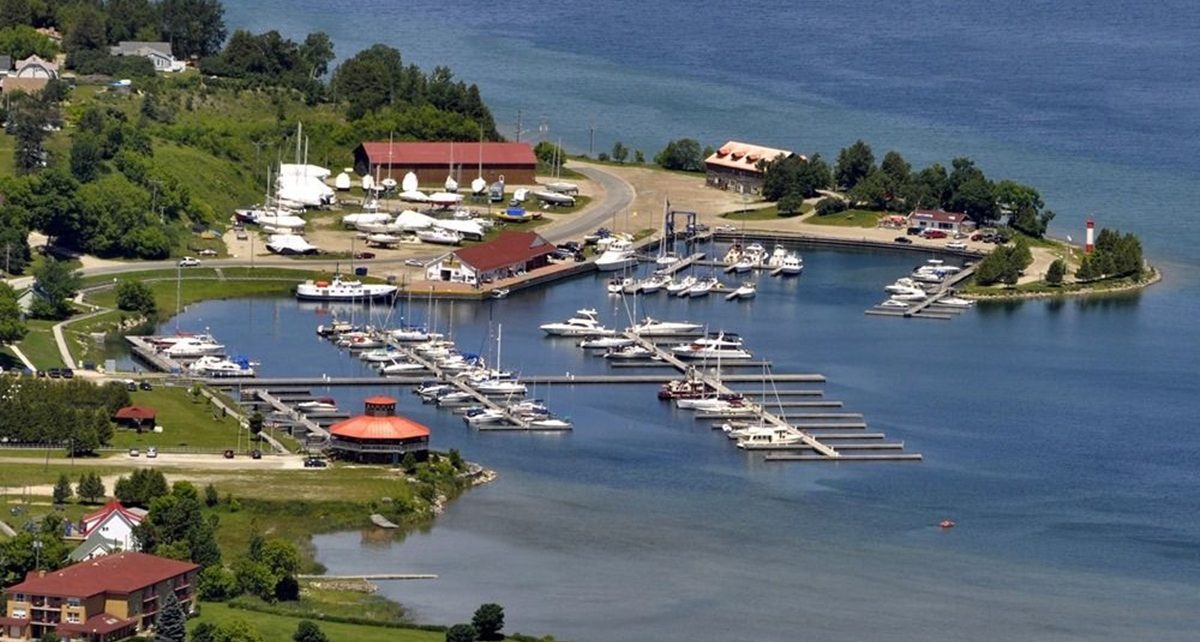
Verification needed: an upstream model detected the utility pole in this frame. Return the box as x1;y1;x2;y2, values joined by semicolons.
515;110;523;143
589;122;595;158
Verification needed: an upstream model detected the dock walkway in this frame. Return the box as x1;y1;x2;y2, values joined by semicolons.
866;264;978;320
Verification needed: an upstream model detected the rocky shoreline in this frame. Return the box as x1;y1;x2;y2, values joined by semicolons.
962;266;1161;301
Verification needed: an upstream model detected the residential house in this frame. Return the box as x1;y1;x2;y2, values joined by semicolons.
1;552;199;642
424;231;556;286
108;42;185;73
66;501;147;561
12;55;58;79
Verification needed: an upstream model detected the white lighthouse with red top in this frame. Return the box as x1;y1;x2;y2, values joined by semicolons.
1085;218;1095;254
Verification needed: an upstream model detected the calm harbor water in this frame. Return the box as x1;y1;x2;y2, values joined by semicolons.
204;2;1200;639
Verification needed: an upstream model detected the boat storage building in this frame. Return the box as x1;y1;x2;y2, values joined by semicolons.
353;142;538;186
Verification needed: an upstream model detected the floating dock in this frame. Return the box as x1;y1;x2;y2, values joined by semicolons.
866;264;978;320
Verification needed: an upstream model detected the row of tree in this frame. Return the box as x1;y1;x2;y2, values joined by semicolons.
1076;228;1144;281
0;378;128;452
974;238;1033;285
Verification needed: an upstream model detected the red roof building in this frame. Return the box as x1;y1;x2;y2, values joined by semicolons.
2;552;199;642
425;231;556;287
704;140;798;195
353;141;538;186
112;406;156;429
907;209;976;234
329;396;430;464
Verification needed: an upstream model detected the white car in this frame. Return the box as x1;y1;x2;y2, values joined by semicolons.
946;241;968;251
178;256;201;267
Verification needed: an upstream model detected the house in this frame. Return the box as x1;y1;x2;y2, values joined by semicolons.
1;552;199;642
704;141;796;194
112;406;156;431
352;142;538;186
906;209;976;235
424;231;556;286
12;55;58;79
108;42;185;73
328;396;430;464
68;501;147;561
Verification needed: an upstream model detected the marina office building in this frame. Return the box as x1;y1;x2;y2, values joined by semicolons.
906;209;976;236
352;141;538;186
704;140;795;194
424;231;557;286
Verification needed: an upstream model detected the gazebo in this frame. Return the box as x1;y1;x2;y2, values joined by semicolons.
328;396;430;465
113;406;157;431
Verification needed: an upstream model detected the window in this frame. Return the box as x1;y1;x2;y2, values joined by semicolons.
67;613;79;624
14;593;25;602
66;598;80;607
11;608;26;619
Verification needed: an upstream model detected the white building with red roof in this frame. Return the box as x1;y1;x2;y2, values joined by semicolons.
425;230;556;286
906;209;976;235
704;140;797;194
352;141;537;186
67;501;147;562
328;396;431;464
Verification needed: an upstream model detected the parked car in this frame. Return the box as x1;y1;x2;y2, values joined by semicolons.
714;225;737;234
47;368;61;378
178;256;201;267
140;381;153;390
146;447;158;458
250;449;262;460
970;233;983;242
353;251;376;260
223;449;235;459
906;226;924;236
61;368;74;379
922;229;948;239
946;241;968;251
404;258;424;267
198;248;218;256
128;449;140;457
893;236;914;245
304;457;328;468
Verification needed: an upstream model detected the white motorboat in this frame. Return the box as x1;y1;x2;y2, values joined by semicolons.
463;408;507;426
533;190;576;206
602;345;655;360
359;347;402;362
890;291;928;302
671;332;753;360
639;273;672;294
676;397;749;412
607;277;634;295
723;245;743;265
687;276;719;297
296;276;397;301
539;309;616;336
767;245;789;267
778;253;803;275
937;296;975;308
188;355;254;377
164;338;224;358
626;317;704;336
579;336;635;349
430;191;464;206
436;390;476;405
737;427;805;449
725;282;757;300
667;275;697;296
475;379;527;395
744;243;766;263
297;397;337;413
366;233;401;247
732;257;754;273
337;333;384;350
416;228;463;245
381;360;426;375
880;298;912;309
390;326;442;342
594;237;638;272
342;212;391;228
885;283;927;297
266;233;318;255
528;417;572;429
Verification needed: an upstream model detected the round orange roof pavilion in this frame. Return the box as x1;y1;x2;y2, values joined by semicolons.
329;396;431;441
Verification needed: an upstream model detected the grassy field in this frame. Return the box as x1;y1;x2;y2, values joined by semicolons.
721;203;813;220
806;209;883;228
190;603;443;642
16;319;65;370
106;387;246;452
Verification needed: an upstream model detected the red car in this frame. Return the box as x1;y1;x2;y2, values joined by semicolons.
922;229;948;239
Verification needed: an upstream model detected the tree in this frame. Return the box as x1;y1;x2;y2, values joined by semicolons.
116;280;157;317
248;411;264;440
472;603;505;641
161;0;226;58
634;149;644;163
815;197;848;217
69;134;103;182
62;5;106;63
448;448;464;471
204;483;219;507
0;25;58;59
777;193;804;216
1046;258;1066;285
210;620;263;642
331;44;406;119
299;32;334;79
879;150;911;185
233;558;275;600
77;473;106;503
445;624;478;642
611;141;628;164
847;169;896;211
107;0;160;43
155;591;187;642
196;565;238;601
8;92;55;174
292;621;327;642
835;140;874;190
191;622;218;642
0;283;27;345
401;451;417;473
52;474;73;504
31;257;80;320
0;0;32;29
653;138;704;172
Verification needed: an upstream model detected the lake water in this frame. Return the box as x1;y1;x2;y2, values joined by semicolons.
203;2;1200;639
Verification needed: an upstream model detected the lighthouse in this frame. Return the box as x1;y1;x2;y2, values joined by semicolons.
1085;218;1095;254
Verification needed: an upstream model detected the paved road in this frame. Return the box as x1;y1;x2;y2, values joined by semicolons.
541;164;635;243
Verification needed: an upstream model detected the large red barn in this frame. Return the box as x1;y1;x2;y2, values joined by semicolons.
352;141;538;186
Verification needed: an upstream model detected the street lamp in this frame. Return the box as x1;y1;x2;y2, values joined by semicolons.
32;537;42;571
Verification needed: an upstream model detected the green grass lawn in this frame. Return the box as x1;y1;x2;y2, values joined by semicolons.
806;209;883;228
721;202;813;220
190;603;442;642
106;387;246;452
16;319;65;370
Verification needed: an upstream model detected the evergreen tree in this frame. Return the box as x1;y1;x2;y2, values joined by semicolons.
611;141;628;163
471;603;505;641
292;621;328;642
445;624;478;642
52;474;73;505
154;592;187;642
190;622;218;642
834;140;875;190
78;473;106;504
204;483;219;507
1046;258;1066;285
0;283;27;344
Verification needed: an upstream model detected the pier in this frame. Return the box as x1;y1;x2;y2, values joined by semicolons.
244;389;330;443
126;336;184;372
639;252;707;275
207;373;827;387
865;264;978;320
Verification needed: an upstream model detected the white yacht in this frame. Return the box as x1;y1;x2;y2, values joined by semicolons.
602;345;655;360
726;282;756;300
579;336;635;350
594;237;638;272
607;276;634;295
164;338;224;358
671;332;753;360
779;253;803;275
381;360;427;375
359;347;401;362
667;275;697;296
528;417;572;429
880;298;912;309
296;276;397;301
417;228;463;245
937;296;975;308
687;276;719;297
463;408;507;426
390;326;441;342
732;256;754;273
890;291;927;302
736;427;805;449
767;245;789;268
188;355;254;377
539;309;616;337
626;317;703;336
639;273;672;294
297;398;337;413
475;379;528;395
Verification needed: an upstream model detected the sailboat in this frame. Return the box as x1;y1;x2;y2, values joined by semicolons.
655;200;680;267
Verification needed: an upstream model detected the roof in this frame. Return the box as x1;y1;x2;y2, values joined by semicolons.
6;552;198;598
0;55;11;71
15;55;57;73
81;500;145;530
1;76;49;95
453;231;555;273
114;405;156;420
68;531;124;562
330;414;431;441
705;141;794;173
908;209;972;224
109;41;172;57
57;613;137;636
358;142;536;167
364;395;397;405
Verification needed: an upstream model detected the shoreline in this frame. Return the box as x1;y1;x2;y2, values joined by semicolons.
962;266;1162;301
